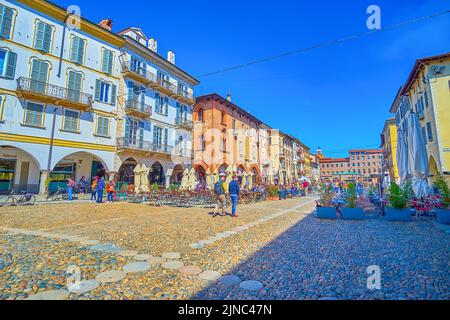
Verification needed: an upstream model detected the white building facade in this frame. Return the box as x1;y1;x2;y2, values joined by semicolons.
0;0;125;194
114;28;199;189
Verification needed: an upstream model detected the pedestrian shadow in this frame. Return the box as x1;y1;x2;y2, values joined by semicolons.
191;211;450;300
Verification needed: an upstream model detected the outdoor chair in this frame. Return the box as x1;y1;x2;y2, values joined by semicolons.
412;200;435;221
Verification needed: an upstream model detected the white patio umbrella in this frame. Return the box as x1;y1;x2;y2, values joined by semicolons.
397;123;410;185
213;168;219;184
133;164;142;193
180;168;189;190
248;172;254;189
189;168;198;190
140;164;150;193
232;164;237;173
205;168;212;191
406;113;431;197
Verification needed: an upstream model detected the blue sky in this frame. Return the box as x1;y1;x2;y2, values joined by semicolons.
55;0;449;156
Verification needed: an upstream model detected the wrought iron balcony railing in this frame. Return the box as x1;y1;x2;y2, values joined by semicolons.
121;61;195;104
17;77;93;109
125;99;152;117
175;118;193;129
117;137;174;155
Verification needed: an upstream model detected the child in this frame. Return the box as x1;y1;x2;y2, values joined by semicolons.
106;180;116;203
90;176;98;203
67;177;76;201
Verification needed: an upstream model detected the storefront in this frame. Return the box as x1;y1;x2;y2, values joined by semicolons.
0;158;16;194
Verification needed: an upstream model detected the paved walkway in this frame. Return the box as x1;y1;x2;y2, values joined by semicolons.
0;198;448;300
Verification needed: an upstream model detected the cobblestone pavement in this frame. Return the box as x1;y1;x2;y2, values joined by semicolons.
0;197;448;300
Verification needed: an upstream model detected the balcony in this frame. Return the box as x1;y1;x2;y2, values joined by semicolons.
121;61;195;104
16;77;93;111
117;138;173;156
124;99;152;119
175;118;193;130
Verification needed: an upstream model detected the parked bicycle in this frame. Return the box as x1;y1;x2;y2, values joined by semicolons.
48;187;69;201
0;189;36;207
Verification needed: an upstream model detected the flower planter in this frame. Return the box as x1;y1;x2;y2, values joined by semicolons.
385;207;413;222
342;208;365;220
316;207;337;220
436;209;450;224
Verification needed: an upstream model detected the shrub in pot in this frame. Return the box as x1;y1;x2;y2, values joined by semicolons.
317;183;337;219
342;183;364;220
433;175;450;224
267;185;279;201
386;182;412;222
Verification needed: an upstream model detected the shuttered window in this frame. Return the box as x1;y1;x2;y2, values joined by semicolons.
34;21;52;53
24;102;44;127
0;48;16;79
0;5;14;39
94;79;116;105
68;70;82;102
70;35;85;65
101;49;113;74
96;116;110;137
30;59;49;94
63;109;80;132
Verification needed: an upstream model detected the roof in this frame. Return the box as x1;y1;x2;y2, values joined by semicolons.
400;52;450;96
349;149;383;154
319;158;349;163
196;94;270;128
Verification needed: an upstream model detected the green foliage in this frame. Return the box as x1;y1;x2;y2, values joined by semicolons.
346;183;357;208
152;182;160;193
388;182;409;209
319;183;334;207
267;185;279;197
169;184;180;192
433;175;450;208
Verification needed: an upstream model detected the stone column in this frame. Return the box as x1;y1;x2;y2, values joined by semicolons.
39;170;48;195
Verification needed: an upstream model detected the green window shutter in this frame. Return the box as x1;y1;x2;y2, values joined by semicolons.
164;97;169;115
78;38;85;64
5;51;16;79
94;79;101;101
155;93;161;113
0;6;14;39
43;24;52;53
70;36;84;64
34;22;45;50
140;87;145;111
124;117;130;141
139;122;144;148
110;84;117;106
102;49;113;74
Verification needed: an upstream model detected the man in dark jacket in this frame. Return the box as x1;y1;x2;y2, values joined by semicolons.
97;176;105;203
213;173;227;217
229;174;240;217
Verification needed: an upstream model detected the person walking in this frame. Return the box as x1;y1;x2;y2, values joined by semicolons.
90;176;98;203
212;173;227;217
97;176;105;204
67;177;76;201
229;174;240;218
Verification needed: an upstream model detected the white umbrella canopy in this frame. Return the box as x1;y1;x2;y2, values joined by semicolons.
407;113;431;197
205;168;212;191
232;164;237;173
189;168;198;190
248;172;254;189
213;168;219;184
180;168;189;190
225;169;232;186
397;124;410;185
140;164;150;192
133;164;142;193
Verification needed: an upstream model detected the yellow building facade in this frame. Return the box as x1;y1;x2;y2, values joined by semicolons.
381;118;400;184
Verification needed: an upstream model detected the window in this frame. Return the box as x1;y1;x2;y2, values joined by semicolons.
155;93;168;115
67;70;82;102
221;138;227;153
63;109;79;132
95;80;116;105
424;91;429;108
130;56;146;75
24;102;44;127
34;21;53;53
0;5;14;39
30;59;49;94
221;111;226;125
153;126;163;146
0;95;4;120
198;108;204;122
0;48;16;79
95;116;110;137
426;122;433;142
101;48;113;74
70;36;85;65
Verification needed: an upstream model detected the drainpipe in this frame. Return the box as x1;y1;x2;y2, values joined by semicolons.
45;108;58;195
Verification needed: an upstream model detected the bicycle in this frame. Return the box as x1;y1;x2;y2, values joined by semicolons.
0;189;36;207
49;187;69;201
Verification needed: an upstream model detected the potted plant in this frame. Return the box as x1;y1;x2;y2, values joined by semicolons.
267;185;279;201
316;183;337;219
152;182;160;193
386;182;412;222
433;175;450;224
342;183;364;220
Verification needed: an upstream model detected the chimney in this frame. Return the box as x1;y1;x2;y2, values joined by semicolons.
167;50;175;65
98;19;113;31
227;94;232;102
148;38;157;53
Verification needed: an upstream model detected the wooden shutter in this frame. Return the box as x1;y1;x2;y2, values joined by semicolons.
111;84;117;106
0;6;14;39
139;121;144;148
94;79;101;101
34;22;45;50
5;51;16;79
